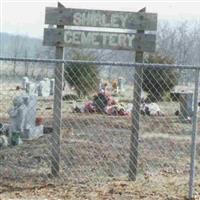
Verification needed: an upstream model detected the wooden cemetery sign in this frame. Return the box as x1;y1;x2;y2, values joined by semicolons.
44;6;157;52
44;3;157;178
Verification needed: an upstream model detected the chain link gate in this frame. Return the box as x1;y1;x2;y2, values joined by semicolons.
0;57;200;199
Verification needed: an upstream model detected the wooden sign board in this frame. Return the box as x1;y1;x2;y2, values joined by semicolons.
43;28;156;52
45;7;157;31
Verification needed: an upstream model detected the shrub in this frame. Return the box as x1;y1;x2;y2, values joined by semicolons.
64;52;99;97
142;54;178;102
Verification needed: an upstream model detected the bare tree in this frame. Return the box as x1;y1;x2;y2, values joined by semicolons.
11;35;24;75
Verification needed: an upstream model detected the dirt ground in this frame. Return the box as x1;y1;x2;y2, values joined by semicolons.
0;178;199;200
0;114;200;200
0;83;200;200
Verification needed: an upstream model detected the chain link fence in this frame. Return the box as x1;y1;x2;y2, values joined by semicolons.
0;57;200;199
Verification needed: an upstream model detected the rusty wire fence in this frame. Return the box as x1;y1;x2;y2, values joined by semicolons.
0;57;200;199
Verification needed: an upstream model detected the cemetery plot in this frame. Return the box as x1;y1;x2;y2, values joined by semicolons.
1;2;200;199
0;114;200;199
0;79;200;199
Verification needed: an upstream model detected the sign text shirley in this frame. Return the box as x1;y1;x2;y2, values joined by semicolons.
45;7;157;30
73;12;131;28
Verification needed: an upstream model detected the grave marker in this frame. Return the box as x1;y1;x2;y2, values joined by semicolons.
22;77;29;90
50;79;55;95
26;82;36;95
38;78;51;97
8;95;43;141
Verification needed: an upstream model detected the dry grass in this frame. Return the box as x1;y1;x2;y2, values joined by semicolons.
0;82;200;200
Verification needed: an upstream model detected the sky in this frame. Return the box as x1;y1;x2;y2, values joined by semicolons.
1;0;200;39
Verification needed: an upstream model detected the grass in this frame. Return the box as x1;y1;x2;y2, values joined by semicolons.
0;81;200;199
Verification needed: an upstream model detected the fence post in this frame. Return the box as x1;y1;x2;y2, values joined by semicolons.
188;69;199;199
51;2;65;176
128;8;145;181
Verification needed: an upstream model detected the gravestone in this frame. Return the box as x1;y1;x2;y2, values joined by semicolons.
118;77;125;93
23;95;43;139
22;77;29;90
0;135;8;148
8;95;43;141
38;80;44;96
23;95;37;135
38;78;51;97
8;96;27;134
98;79;103;92
50;79;55;95
179;92;193;118
26;82;37;95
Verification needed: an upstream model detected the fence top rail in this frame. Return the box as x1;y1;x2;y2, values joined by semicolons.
0;56;200;70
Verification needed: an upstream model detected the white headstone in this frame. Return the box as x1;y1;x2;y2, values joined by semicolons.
50;79;55;95
23;95;37;131
38;78;51;97
0;135;8;147
98;79;103;92
118;77;125;93
8;96;27;134
22;77;29;89
26;82;36;95
8;95;43;141
23;95;43;139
